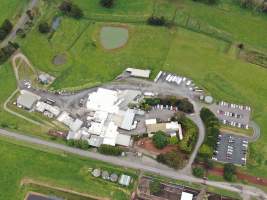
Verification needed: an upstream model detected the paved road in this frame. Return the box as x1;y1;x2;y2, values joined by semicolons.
249;121;261;142
0;0;39;48
0;128;266;199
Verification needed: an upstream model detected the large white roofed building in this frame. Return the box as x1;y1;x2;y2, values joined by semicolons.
86;88;120;114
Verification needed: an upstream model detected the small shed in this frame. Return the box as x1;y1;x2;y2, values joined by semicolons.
110;173;118;182
119;174;131;186
101;171;110;180
204;96;213;104
91;168;101;177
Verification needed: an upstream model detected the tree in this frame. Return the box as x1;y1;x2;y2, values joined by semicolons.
204;157;214;170
98;144;123;156
2;19;13;33
157;151;184;169
152;131;168;149
147;16;166;26
0;29;6;40
59;1;83;19
149;180;161;195
192;167;205;178
176;98;194;113
224;163;236;182
69;4;83;19
100;0;114;8
38;22;50;34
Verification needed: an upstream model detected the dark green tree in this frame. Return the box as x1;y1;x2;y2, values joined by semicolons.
38;22;51;34
192;167;205;178
100;0;114;8
149;180;161;195
152;131;168;149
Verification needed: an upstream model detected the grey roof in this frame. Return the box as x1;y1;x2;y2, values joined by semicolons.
110;173;118;182
120;109;135;130
17;92;39;109
70;119;83;132
101;171;110;180
119;174;131;186
88;135;104;147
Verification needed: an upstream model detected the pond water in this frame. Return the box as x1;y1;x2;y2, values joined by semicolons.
100;26;129;50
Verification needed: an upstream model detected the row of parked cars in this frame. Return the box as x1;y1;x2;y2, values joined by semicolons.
221;119;249;129
219;101;251;111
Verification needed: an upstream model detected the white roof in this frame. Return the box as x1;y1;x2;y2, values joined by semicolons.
86;88;119;114
57;111;74;127
88;135;103;147
35;101;60;116
181;192;193;200
88;122;105;136
120;109;135;131
116;133;131;146
70;119;83;132
126;68;151;78
102;122;119;146
119;174;131;186
145;119;157;125
166;121;179;130
67;131;82;140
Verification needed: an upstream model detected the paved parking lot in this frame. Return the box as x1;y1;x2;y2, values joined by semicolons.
213;133;248;165
210;101;251;129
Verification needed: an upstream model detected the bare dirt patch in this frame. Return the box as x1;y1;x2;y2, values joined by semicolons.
135;138;177;156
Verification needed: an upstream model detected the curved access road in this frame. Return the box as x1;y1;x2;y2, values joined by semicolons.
0;128;266;199
249;121;261;142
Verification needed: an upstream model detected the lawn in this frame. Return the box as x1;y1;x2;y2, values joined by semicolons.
0;137;137;200
0;0;28;23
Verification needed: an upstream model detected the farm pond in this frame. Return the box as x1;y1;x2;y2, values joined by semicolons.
100;26;129;50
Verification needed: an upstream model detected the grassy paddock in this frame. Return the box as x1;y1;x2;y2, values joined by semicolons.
0;0;28;23
0;136;137;200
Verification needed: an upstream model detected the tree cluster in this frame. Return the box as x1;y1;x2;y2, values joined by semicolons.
67;139;90;149
100;0;115;8
142;97;194;114
152;131;169;149
192;167;205;178
59;1;83;19
192;0;219;5
147;16;166;26
157;151;184;169
177;116;198;154
198;107;220;158
38;22;51;34
0;19;13;41
223;163;236;182
0;42;19;64
235;0;267;13
98;144;123;156
149;180;162;195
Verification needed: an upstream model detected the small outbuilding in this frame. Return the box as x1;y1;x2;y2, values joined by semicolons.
119;174;131;186
181;192;193;200
91;168;101;177
204;96;213;104
126;68;151;78
110;173;118;182
101;171;110;180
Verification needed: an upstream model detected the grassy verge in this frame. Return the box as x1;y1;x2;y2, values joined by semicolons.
220;124;254;137
0;136;138;200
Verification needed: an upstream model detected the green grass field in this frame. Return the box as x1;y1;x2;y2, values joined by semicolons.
0;137;137;200
0;0;267;184
0;0;28;23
